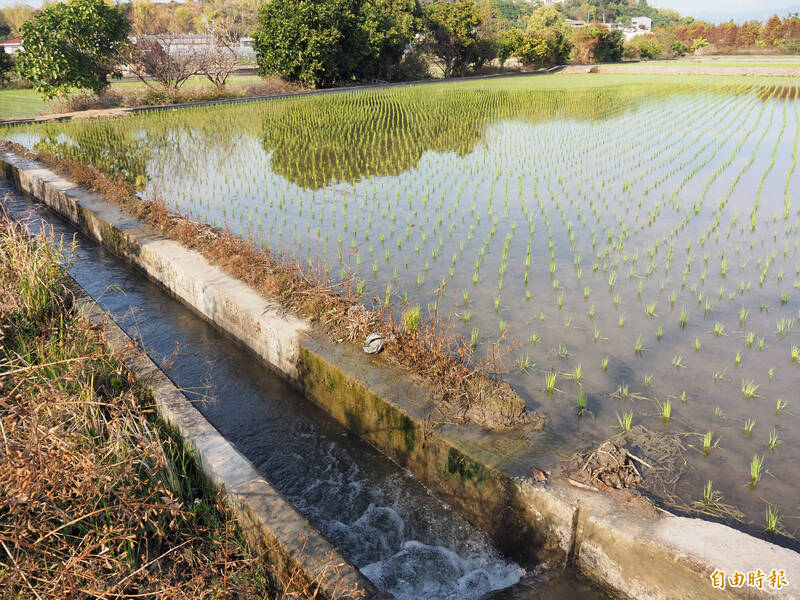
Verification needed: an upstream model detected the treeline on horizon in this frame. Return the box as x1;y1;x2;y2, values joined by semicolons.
3;0;800;101
1;0;798;42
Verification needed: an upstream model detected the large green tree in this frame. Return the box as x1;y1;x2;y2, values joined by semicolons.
16;0;129;99
253;0;421;88
510;6;572;68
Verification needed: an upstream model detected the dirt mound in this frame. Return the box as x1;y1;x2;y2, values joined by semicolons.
569;440;643;489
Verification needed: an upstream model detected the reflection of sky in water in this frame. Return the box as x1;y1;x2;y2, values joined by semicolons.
6;82;800;534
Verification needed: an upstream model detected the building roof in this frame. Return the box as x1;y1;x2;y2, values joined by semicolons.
0;37;21;46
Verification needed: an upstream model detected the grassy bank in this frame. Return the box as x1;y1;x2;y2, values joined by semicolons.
0;213;315;598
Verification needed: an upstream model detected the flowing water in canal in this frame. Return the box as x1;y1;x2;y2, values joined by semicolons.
1;181;609;600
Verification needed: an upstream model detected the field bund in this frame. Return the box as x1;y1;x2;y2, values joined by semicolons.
3;150;799;599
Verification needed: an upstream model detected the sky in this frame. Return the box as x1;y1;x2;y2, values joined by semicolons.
0;0;798;23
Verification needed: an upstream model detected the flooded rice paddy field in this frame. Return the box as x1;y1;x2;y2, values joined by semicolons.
4;73;800;540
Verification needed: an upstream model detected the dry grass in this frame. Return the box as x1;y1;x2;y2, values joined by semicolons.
0;140;535;430
0;214;362;599
48;77;303;115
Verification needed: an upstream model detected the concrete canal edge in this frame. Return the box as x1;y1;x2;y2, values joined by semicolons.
3;151;799;600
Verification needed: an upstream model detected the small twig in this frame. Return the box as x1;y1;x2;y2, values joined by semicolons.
567;477;599;492
627;451;654;470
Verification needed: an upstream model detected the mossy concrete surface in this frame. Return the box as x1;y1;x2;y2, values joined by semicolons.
2;151;799;600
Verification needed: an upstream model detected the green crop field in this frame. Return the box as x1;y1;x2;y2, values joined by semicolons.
4;72;799;539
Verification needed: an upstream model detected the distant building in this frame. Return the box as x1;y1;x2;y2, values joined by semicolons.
623;16;652;40
129;34;255;60
0;37;22;55
565;19;587;28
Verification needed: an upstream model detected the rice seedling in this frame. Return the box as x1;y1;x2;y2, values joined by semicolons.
768;428;781;451
702;431;717;454
634;336;644;355
776;398;788;414
702;480;721;506
741;379;760;399
764;504;780;534
470;328;479;350
571;364;583;385
544;371;558;394
616;411;633;434
614;383;630;400
658;399;671;422
672;354;684;369
749;454;764;487
792;345;800;363
516;354;534;374
576;389;588;416
601;356;609;372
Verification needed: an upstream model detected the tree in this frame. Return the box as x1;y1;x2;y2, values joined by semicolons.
510;6;572;68
422;0;485;78
254;0;363;87
0;51;13;84
16;0;129;99
199;16;242;88
359;0;422;81
128;35;202;90
253;0;420;87
761;14;782;46
571;24;623;63
670;40;688;56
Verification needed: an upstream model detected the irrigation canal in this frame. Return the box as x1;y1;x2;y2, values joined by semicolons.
1;180;611;600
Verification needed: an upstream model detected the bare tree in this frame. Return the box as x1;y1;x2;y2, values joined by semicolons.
198;17;242;89
128;34;202;90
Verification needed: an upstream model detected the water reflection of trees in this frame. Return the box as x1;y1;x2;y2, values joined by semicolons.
13;78;742;192
33;121;149;189
259;84;680;189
